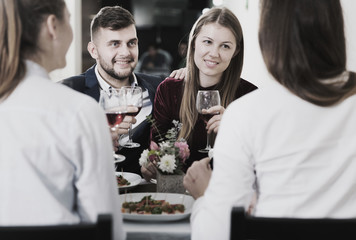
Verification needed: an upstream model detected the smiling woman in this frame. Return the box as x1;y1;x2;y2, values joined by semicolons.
140;7;258;181
193;22;237;87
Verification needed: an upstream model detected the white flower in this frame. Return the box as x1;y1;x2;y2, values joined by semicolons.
159;141;170;149
139;149;149;167
172;119;179;126
158;154;176;173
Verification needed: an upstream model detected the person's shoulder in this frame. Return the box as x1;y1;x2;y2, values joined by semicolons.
59;65;96;90
54;81;96;104
135;72;164;88
135;72;164;82
60;74;85;89
55;85;105;136
34;77;101;118
155;77;183;95
160;77;184;87
61;65;96;83
153;78;184;103
235;78;258;98
240;78;258;91
231;80;285;111
61;73;85;82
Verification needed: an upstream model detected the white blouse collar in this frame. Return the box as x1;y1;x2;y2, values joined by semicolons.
25;60;49;79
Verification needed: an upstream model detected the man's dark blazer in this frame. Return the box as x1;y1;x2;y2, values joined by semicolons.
60;64;163;175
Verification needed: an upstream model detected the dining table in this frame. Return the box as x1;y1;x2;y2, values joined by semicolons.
118;179;192;240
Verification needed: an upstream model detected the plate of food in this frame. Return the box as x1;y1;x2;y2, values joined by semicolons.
119;192;194;221
116;172;142;190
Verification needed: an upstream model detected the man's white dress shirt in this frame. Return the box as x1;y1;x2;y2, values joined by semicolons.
191;79;356;240
0;61;125;240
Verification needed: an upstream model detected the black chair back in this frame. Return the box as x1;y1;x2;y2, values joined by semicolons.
231;207;356;240
0;214;112;240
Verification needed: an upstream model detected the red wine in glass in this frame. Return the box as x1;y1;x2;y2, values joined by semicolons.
199;112;219;124
106;112;127;128
125;106;142;117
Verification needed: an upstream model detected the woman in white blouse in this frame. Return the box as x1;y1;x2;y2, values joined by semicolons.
0;1;124;239
184;0;356;239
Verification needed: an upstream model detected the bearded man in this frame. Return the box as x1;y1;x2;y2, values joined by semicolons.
61;6;164;175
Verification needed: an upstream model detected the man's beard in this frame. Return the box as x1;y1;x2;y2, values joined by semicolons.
98;56;136;81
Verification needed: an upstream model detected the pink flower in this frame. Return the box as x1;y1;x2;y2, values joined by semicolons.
174;141;190;162
150;141;160;151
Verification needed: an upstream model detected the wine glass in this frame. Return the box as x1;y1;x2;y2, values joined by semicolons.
196;90;221;153
122;86;143;148
99;89;127;162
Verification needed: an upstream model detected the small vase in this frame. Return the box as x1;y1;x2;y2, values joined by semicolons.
156;170;185;194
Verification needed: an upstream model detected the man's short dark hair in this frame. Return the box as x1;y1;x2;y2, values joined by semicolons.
90;6;135;40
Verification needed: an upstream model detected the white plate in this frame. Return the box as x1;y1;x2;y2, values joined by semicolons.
116;172;142;190
119;192;194;221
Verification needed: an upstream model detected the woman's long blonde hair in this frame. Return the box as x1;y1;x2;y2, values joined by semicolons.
0;0;22;100
178;7;244;142
0;0;65;101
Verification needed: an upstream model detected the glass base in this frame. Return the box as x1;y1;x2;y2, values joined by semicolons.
123;142;140;148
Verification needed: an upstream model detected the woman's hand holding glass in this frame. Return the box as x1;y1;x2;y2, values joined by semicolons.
203;105;225;134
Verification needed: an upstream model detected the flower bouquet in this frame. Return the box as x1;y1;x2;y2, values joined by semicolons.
139;120;190;175
139;119;190;193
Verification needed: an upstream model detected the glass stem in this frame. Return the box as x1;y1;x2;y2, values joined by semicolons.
128;125;133;143
206;132;211;149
